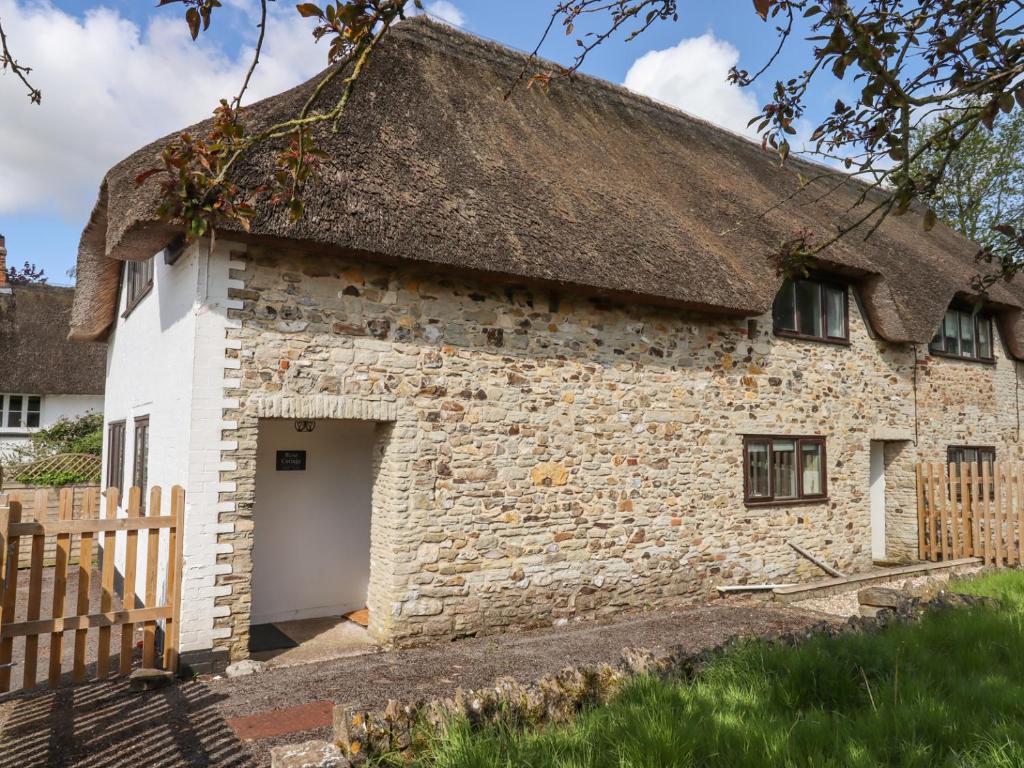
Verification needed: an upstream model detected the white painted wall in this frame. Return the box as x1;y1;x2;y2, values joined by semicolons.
251;419;375;625
0;394;103;456
100;239;244;656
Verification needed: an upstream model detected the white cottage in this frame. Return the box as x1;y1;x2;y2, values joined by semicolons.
0;235;105;462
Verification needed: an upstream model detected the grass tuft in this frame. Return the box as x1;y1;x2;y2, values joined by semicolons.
390;571;1024;768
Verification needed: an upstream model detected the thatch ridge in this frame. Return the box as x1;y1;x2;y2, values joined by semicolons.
70;16;1024;356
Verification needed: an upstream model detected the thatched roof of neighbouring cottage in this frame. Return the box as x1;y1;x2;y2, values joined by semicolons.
0;283;106;394
70;17;1024;355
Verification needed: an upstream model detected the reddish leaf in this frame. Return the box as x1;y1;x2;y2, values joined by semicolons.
186;7;201;40
296;3;323;18
134;168;163;187
753;0;771;21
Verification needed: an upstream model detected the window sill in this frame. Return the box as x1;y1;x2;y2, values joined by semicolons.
744;496;829;509
0;428;39;436
926;351;996;366
773;330;850;346
121;282;153;319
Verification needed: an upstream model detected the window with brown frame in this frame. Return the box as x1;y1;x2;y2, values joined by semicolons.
929;308;994;362
133;416;150;509
744;436;827;505
947;445;996;499
106;421;126;491
123;257;154;316
772;278;849;343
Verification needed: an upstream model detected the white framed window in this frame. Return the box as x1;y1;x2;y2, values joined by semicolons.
0;394;42;430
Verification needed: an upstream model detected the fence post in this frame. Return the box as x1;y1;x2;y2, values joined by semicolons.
0;494;9;690
0;499;21;692
163;486;185;674
921;466;929;561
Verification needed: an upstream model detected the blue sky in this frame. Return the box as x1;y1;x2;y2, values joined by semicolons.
0;0;838;284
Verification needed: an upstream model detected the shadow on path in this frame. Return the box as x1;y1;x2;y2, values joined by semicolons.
0;678;252;768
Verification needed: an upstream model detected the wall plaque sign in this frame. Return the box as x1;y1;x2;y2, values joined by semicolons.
276;450;307;471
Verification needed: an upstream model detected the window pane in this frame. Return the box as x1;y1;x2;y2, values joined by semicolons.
796;281;823;337
7;395;22;427
772;440;797;499
977;318;992;359
801;442;823;495
825;287;845;338
930;328;944;353
26;396;41;428
959;312;975;358
773;281;797;332
943;311;960;355
747;443;770;498
963;448;978;467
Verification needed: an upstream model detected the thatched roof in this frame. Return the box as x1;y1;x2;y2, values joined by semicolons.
0;284;106;394
71;17;1024;355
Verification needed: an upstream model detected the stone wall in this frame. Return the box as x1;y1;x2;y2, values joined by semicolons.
211;242;1023;658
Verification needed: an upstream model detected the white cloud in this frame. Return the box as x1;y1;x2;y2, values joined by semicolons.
623;33;761;138
0;0;328;219
419;1;465;27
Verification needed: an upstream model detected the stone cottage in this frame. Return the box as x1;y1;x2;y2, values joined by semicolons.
70;18;1024;671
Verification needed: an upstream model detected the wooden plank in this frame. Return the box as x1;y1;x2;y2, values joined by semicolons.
2;607;174;638
22;489;47;689
142;487;161;668
927;463;938;561
1017;464;1024;567
72;489;98;683
982;462;993;565
959;462;973;557
120;487;141;675
0;500;21;693
1008;464;1019;566
971;463;982;562
97;488;119;679
995;463;1005;566
921;466;929;561
9;516;177;537
948;463;960;559
48;490;74;688
163;486;185;673
938;462;950;561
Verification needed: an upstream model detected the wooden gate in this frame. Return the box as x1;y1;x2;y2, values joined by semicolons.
0;485;184;693
916;462;1022;566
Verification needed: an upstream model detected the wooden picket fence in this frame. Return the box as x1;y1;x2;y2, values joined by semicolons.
0;485;184;693
916;462;1022;566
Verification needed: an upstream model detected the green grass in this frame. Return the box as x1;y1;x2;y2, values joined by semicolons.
396;571;1024;768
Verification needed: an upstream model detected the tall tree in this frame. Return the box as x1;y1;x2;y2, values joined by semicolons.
912;107;1024;252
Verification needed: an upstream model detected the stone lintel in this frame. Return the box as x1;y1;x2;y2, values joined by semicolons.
249;395;398;422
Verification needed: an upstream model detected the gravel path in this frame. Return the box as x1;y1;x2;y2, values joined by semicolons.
0;600;827;767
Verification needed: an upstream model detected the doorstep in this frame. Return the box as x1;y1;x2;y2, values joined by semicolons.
771;557;983;603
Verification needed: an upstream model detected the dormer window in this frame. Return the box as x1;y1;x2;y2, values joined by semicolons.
772;278;849;343
929;307;993;362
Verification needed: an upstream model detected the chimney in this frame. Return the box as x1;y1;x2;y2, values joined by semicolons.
0;234;8;291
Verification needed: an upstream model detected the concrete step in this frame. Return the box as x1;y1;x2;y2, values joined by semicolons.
772;558;982;603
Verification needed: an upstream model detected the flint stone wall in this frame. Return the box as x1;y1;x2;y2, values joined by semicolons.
211;242;1023;658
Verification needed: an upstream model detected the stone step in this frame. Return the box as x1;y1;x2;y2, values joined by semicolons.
772;558;982;603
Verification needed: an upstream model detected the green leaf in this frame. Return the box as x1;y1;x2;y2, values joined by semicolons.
296;3;324;18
